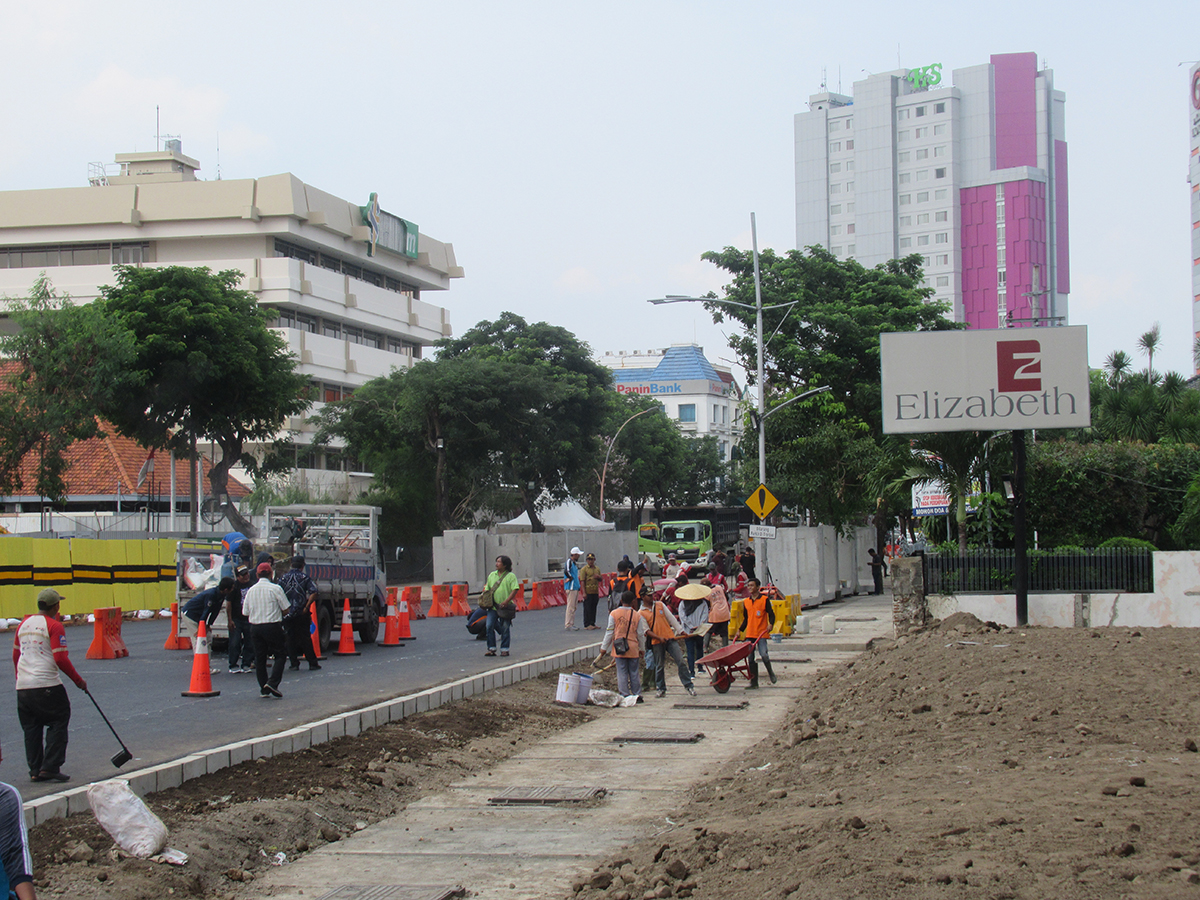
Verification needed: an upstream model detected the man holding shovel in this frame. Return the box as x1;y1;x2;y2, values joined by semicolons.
12;589;87;783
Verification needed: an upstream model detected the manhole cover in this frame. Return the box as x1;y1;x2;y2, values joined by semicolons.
672;701;748;710
612;730;705;743
317;887;464;900
488;785;607;805
836;616;878;622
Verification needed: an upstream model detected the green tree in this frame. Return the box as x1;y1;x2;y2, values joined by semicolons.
97;266;310;534
896;431;997;552
0;275;135;503
1137;323;1161;380
700;246;959;533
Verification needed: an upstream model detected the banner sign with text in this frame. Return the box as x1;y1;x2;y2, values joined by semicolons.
880;327;1090;434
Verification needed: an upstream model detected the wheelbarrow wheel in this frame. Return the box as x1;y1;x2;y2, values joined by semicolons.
711;669;733;693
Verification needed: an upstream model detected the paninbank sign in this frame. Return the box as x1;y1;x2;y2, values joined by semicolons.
616;379;729;397
880;327;1090;434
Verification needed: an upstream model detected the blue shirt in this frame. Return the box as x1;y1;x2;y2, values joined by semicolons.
563;558;580;591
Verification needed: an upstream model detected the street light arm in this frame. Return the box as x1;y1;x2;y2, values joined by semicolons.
647;296;798;312
598;407;656;521
759;385;832;424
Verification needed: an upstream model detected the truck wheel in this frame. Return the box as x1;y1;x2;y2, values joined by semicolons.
317;604;333;653
356;597;381;644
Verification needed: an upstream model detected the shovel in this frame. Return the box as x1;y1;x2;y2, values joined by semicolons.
84;688;133;768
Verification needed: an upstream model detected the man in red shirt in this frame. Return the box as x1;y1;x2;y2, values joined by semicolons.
12;589;87;783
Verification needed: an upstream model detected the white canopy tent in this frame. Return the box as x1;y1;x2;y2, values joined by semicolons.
496;499;614;533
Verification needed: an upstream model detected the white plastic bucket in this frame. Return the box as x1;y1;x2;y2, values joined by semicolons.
821;614;837;634
574;673;594;703
796;615;810;634
555;673;581;704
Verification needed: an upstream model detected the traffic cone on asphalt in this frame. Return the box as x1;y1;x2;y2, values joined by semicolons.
310;602;326;660
181;621;220;698
164;602;192;651
380;588;402;647
332;598;361;656
396;588;416;640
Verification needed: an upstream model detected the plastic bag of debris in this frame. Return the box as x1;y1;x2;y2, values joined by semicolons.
87;779;168;859
587;689;623;707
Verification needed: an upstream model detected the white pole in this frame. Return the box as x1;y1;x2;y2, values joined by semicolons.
169;451;176;532
751;212;767;582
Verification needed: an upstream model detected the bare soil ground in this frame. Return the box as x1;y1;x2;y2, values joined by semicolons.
569;614;1200;900
27;615;1200;900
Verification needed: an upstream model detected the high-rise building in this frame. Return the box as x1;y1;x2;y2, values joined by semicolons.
0;145;463;499
795;52;1068;330
1189;62;1200;372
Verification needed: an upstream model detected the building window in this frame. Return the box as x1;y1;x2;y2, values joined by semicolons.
899;237;912;248
934;188;948;200
917;191;929;203
897;109;910;121
917;235;930;246
323;383;342;403
915;126;928;138
899;215;912;226
935;210;948;222
916;170;929;181
323;321;341;339
935;102;946;114
898;173;911;184
829;141;841;152
831;246;842;256
998;270;1007;286
916;148;929;160
846;181;855;192
846;223;855;234
898;151;911;163
830;204;842;215
845;160;855;171
997;246;1006;265
916;106;926;117
830;162;842;173
831;224;842;235
678;404;696;423
845;202;855;213
935;167;947;179
934;145;946;157
936;254;949;265
846;244;856;254
713;404;720;422
829;119;841;132
935;232;949;244
934;123;947;135
898;131;910;142
936;275;950;287
899;194;911;205
845;140;854;149
845;118;853;129
830;183;841;194
917;213;930;224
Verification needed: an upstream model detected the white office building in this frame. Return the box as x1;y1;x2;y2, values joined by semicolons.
795;52;1069;330
0;144;463;497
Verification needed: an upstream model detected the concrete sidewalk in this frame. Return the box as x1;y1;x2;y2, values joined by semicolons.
247;594;894;900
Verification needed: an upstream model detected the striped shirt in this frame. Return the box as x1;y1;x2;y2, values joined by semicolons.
242;579;290;625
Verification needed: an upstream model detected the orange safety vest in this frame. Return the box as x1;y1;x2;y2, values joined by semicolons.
640;601;677;645
608;606;641;658
742;594;772;641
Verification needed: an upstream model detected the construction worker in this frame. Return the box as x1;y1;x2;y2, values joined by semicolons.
736;579;779;688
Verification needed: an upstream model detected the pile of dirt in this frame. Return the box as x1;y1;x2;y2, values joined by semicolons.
28;669;596;899
570;618;1200;900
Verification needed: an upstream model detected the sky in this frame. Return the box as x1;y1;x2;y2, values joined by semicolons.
2;1;1196;382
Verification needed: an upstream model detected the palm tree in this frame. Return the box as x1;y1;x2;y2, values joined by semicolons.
893;431;994;552
1104;350;1132;386
1138;323;1161;380
1193;335;1200;375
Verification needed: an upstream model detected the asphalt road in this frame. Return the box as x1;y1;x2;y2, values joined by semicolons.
2;604;602;800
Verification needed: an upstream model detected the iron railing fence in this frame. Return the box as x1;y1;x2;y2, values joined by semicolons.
922;548;1154;595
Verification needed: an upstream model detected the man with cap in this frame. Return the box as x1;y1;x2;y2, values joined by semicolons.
579;553;603;630
562;547;582;631
181;577;235;641
226;563;257;674
243;562;290;698
12;589;87;783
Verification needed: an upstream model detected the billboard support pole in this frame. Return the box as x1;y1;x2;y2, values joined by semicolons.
1013;429;1029;627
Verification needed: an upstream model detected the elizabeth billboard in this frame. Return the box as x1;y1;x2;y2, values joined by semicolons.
880;327;1090;434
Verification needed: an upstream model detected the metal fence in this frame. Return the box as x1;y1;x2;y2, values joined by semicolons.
923;548;1154;595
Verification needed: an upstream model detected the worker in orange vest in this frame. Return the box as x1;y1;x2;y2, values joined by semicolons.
735;579;779;689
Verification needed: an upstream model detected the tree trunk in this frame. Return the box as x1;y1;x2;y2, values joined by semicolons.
520;486;544;533
208;443;256;537
431;420;450;532
956;491;968;553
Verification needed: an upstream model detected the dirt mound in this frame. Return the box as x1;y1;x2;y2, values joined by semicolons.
569;625;1200;900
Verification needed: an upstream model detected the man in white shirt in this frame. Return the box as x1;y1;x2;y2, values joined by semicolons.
243;562;290;698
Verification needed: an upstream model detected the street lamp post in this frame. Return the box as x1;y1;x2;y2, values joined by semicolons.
598;407;655;522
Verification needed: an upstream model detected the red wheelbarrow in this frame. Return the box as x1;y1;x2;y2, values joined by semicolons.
695;640;756;693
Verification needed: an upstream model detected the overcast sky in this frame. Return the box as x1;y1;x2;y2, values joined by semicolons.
2;1;1195;382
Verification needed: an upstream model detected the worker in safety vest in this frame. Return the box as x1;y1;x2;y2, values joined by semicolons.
735;579;779;689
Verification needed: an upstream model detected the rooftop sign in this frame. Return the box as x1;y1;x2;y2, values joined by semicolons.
360;193;419;260
906;63;942;91
880;327;1090;434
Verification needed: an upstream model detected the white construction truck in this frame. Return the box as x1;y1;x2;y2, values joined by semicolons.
176;504;387;651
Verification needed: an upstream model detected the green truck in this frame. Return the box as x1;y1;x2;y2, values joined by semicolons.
638;520;713;573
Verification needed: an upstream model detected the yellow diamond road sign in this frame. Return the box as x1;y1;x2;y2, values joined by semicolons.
745;483;780;521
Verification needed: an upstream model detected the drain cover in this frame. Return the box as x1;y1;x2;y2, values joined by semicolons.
836;616;878;622
612;730;705;743
672;701;748;710
488;785;606;805
317;887;464;900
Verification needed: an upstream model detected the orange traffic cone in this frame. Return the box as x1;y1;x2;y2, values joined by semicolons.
164;602;193;651
332;598;361;656
380;587;402;647
450;584;470;616
310;602;326;660
181;621;220;697
396;587;416;639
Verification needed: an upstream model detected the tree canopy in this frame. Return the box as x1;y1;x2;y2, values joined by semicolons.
97;266;310;533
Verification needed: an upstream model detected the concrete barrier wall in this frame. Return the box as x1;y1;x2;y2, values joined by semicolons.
763;525;873;603
926;550;1200;629
434;530;637;592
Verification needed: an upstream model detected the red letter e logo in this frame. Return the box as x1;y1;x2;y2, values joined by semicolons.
997;340;1041;392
